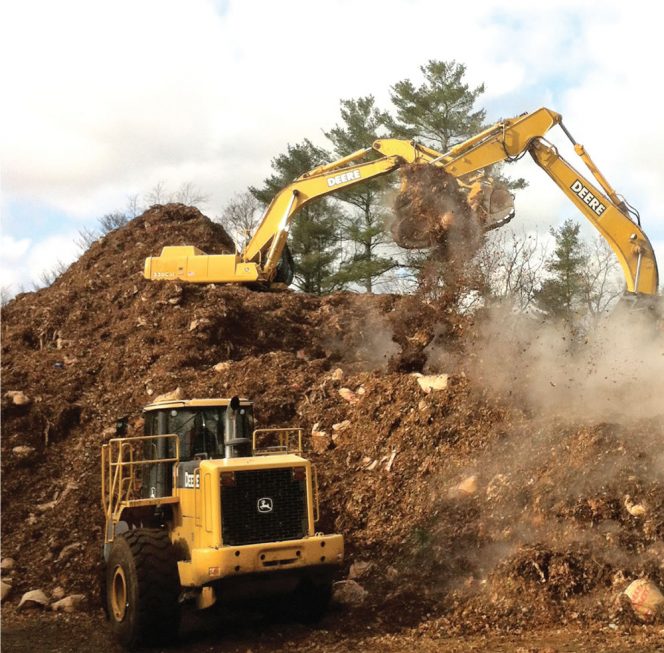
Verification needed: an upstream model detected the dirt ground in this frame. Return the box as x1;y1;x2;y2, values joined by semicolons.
3;607;664;653
2;204;663;650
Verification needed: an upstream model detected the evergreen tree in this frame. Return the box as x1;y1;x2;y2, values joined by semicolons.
324;96;396;292
250;140;341;295
535;219;588;319
384;60;486;151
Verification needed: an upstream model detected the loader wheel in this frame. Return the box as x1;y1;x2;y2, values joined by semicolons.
292;578;333;624
106;528;180;649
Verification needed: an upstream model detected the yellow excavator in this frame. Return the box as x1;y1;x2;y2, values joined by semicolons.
144;107;659;297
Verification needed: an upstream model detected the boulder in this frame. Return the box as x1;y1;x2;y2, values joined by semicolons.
416;374;449;393
12;446;36;459
333;580;368;606
51;594;86;613
338;388;359;404
5;390;31;406
18;589;49;609
0;558;16;572
624;579;664;622
154;387;183;403
348;561;373;580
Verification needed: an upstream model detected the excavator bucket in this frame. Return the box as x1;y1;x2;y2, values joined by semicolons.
469;180;515;231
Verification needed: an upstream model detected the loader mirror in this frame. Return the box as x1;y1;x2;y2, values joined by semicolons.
229;396;240;411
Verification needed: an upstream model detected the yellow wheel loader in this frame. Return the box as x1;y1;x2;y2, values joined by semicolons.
101;397;343;648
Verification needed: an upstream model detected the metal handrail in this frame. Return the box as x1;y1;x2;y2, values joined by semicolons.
252;428;303;455
101;434;180;542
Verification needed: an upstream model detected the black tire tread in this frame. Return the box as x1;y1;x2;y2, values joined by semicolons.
107;528;180;648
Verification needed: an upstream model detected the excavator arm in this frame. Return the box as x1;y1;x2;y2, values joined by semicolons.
374;107;658;295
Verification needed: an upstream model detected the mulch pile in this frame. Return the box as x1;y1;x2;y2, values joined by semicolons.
2;204;662;634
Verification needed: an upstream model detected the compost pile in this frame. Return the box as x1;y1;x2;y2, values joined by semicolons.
2;204;663;635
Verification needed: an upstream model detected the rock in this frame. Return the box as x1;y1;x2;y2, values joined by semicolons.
416;374;449;393
457;475;478;495
51;586;66;600
338;388;359;404
331;368;344;381
0;558;16;571
624;579;664;621
1;581;11;602
5;390;31;406
356;385;366;396
449;474;478;498
57;542;83;563
18;589;49;609
332;420;351;432
12;445;36;459
213;361;231;373
154;387;183;403
624;495;647;518
348;561;373;580
51;593;86;613
333;580;368;606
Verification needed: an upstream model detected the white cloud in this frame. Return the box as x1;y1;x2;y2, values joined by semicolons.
0;232;80;293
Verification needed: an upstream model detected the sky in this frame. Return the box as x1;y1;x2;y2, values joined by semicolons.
2;0;663;294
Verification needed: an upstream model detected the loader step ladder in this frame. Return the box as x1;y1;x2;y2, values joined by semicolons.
101;434;180;545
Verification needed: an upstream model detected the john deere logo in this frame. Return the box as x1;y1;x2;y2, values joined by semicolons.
257;497;273;513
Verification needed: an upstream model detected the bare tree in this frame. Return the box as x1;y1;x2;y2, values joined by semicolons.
144;181;168;206
98;211;129;234
474;228;547;311
126;194;143;218
217;192;264;251
33;260;70;290
1;284;15;306
75;226;99;252
580;235;623;315
172;182;209;207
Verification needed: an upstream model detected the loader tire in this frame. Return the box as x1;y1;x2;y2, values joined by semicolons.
106;528;180;649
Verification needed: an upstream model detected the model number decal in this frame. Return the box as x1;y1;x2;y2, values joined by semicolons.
570;180;606;216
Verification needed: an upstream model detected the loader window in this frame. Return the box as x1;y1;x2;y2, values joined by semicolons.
167;408;225;461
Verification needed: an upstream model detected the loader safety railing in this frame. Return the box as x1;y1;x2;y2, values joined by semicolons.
101;434;180;542
252;428;303;456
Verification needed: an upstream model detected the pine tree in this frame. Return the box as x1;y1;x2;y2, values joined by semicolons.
324;96;396;292
250;140;341;295
384;60;486;151
535;219;588;319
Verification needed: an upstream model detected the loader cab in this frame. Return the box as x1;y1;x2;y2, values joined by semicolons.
141;397;254;498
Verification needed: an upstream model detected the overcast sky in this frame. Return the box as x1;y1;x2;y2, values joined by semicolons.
2;0;663;293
